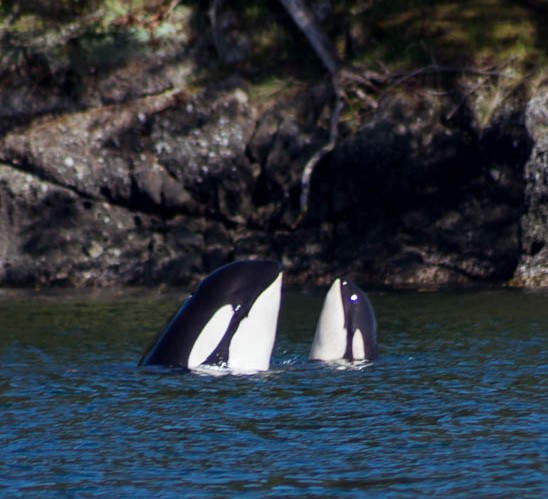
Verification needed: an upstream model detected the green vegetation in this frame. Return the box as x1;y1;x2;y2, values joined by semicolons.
0;0;190;55
334;0;545;71
0;1;545;99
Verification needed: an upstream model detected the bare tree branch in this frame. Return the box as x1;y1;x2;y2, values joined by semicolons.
277;0;340;76
299;81;344;211
277;0;349;215
208;0;225;61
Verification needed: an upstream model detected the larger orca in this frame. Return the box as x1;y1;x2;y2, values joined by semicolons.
139;260;282;372
309;278;377;362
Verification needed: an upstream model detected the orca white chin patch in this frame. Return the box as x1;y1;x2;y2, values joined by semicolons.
228;272;282;371
309;279;347;361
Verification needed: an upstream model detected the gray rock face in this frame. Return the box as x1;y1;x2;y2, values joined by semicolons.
514;86;548;287
0;77;542;288
0;25;544;288
305;90;530;287
0;82;258;287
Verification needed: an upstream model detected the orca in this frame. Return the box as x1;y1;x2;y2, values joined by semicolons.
139;260;282;372
309;278;377;362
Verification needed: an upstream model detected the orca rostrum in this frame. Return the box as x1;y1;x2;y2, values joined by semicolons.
309;278;377;362
139;260;283;372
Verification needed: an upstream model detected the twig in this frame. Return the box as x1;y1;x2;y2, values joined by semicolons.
387;64;513;89
446;79;486;120
147;0;182;30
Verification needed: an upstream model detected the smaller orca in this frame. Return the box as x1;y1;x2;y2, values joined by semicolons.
139;260;282;372
309;278;377;362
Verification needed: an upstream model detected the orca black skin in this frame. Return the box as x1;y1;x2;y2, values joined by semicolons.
138;260;282;369
340;280;378;360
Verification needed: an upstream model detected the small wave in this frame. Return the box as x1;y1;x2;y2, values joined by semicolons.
321;358;376;370
191;364;265;376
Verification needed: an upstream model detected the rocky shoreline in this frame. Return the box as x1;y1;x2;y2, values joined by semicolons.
0;3;546;289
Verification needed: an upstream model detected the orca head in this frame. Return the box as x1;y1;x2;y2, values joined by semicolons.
139;260;283;372
309;278;377;362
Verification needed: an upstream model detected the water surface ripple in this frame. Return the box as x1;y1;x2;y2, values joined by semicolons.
1;289;546;497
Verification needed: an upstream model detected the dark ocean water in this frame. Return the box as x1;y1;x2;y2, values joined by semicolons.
1;287;547;497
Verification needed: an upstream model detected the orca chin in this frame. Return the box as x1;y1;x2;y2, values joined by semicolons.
139;260;283;372
309;278;377;362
